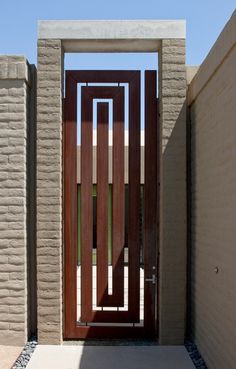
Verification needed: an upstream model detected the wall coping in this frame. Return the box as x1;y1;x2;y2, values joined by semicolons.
186;65;199;86
188;10;236;105
38;19;186;52
0;55;30;83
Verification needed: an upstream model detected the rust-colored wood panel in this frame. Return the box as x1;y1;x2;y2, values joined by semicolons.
144;71;158;337
80;89;93;322
64;75;78;338
66;70;139;84
128;72;141;322
81;86;125;308
72;325;150;339
97;102;109;306
64;70;159;340
112;89;125;305
87;310;133;323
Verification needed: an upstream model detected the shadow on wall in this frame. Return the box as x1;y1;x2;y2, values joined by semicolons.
77;102;188;367
27;64;37;339
75;100;188;349
159;100;187;341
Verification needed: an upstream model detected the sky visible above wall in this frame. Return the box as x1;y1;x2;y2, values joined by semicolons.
0;0;235;68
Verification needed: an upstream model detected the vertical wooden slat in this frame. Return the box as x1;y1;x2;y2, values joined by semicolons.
97;102;109;305
81;87;125;310
112;89;125;304
128;73;141;321
64;74;77;337
144;71;158;336
81;89;93;322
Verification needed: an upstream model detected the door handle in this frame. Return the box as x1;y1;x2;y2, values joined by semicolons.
145;274;156;285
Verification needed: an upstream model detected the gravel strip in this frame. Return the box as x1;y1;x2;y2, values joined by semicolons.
12;336;37;369
185;340;208;369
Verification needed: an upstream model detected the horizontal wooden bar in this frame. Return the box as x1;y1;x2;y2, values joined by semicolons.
70;325;153;339
67;70;140;84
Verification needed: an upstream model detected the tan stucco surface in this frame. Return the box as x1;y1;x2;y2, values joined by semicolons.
188;10;236;369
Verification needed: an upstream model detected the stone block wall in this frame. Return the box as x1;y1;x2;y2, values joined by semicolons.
159;39;187;344
0;56;36;345
37;40;64;344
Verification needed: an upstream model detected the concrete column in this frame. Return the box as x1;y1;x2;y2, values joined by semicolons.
0;56;33;345
37;40;64;344
158;39;187;344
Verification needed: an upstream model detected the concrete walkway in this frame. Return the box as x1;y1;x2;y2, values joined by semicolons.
0;345;22;369
26;345;195;369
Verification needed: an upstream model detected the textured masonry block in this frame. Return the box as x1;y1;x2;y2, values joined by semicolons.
0;56;29;81
159;39;187;344
37;39;63;344
0;56;32;346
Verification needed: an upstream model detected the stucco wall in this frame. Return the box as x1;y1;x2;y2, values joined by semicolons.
188;10;236;369
0;56;36;345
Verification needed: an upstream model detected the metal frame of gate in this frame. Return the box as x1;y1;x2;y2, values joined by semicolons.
64;70;159;339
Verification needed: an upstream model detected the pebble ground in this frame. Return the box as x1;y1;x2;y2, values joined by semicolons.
185;340;208;369
12;337;37;369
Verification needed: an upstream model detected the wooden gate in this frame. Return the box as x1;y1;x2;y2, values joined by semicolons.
64;71;159;339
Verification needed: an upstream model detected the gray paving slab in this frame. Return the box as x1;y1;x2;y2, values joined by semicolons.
26;345;195;369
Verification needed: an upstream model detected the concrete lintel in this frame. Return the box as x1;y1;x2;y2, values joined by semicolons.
62;39;161;52
38;20;186;52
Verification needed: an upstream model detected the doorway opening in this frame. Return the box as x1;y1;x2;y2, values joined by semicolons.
64;53;159;339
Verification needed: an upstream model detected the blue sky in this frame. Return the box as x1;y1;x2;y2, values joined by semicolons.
0;0;235;69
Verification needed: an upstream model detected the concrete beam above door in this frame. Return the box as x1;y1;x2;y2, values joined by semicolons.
38;20;186;52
